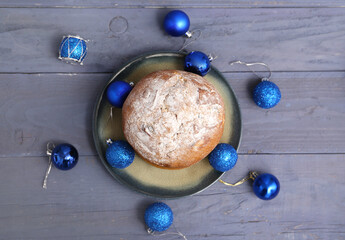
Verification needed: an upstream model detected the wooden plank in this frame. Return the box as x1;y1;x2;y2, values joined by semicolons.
0;0;345;8
0;154;344;239
0;8;345;73
0;73;109;157
0;71;344;157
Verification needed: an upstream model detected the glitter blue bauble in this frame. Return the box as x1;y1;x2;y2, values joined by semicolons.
106;140;135;169
164;10;190;37
58;35;87;64
145;202;173;232
184;51;211;76
51;143;79;170
252;81;281;109
106;81;133;108
208;143;238;172
253;173;280;200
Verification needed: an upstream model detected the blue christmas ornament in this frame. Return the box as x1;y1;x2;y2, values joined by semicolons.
164;10;190;37
184;51;211;76
106;81;133;108
252;80;281;109
58;35;87;65
208;143;238;172
105;140;135;169
145;202;173;232
51;143;79;170
252;173;280;200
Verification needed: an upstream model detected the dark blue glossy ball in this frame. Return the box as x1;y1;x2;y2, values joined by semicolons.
59;35;87;64
106;81;132;108
164;10;190;37
208;143;238;172
51;143;79;170
145;202;173;232
184;51;211;76
106;140;135;169
253;173;280;200
252;81;281;109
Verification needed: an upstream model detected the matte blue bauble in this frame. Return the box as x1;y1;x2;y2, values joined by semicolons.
58;35;87;64
106;140;135;169
252;81;281;109
253;173;280;200
164;10;190;37
184;51;211;76
51;143;79;170
106;81;133;108
145;202;173;232
208;143;238;172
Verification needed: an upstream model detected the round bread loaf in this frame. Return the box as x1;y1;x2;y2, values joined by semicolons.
122;70;225;169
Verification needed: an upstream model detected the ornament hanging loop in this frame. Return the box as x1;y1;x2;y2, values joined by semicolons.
147;227;188;240
219;171;258;187
179;29;202;52
42;143;55;189
229;60;272;81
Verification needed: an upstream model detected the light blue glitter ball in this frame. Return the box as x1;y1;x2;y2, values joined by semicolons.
105;140;135;169
252;81;281;109
59;35;87;64
144;202;173;232
208;143;238;172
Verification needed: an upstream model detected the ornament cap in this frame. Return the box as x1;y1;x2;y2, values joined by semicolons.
106;138;113;145
208;54;217;62
249;171;259;180
185;31;192;38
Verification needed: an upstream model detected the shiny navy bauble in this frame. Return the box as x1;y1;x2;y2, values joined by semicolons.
59;35;87;64
252;81;281;109
253;173;280;200
106;140;135;169
164;10;190;37
184;51;211;76
208;143;238;172
51;143;79;170
106;81;132;108
145;202;173;232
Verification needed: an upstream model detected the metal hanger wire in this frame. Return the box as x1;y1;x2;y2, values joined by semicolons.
229;60;272;81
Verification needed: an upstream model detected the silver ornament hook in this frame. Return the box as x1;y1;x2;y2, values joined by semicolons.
229;60;272;81
208;54;218;62
42;143;55;189
179;29;202;52
147;227;188;240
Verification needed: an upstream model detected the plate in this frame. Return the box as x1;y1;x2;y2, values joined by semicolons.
93;52;242;198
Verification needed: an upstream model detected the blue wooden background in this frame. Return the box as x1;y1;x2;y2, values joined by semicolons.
0;1;344;239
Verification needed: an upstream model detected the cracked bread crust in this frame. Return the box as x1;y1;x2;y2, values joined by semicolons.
122;70;225;169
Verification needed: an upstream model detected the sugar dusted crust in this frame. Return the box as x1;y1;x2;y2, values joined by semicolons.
122;70;225;169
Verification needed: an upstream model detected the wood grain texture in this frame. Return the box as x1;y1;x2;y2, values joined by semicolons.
1;3;345;240
0;0;345;8
0;154;344;240
0;8;345;73
0;71;344;157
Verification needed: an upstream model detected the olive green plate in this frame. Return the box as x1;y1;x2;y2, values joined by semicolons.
93;52;242;198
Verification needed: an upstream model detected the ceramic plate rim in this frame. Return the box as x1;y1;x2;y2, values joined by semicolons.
92;51;242;199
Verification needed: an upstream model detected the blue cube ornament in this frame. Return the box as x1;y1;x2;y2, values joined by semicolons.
58;35;87;65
